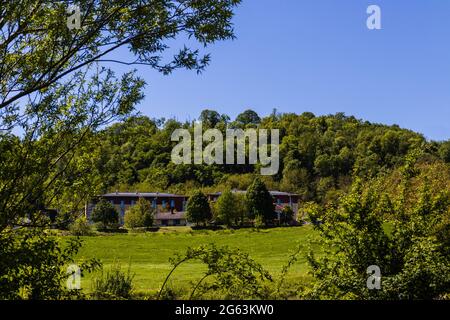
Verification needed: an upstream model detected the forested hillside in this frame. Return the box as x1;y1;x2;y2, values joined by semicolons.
91;109;450;204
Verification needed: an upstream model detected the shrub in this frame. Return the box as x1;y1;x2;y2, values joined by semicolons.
254;215;265;229
124;197;154;229
280;206;294;225
91;264;134;299
159;244;272;300
0;227;101;299
69;216;93;236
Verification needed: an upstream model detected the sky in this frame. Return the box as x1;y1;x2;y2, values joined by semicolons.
111;0;450;141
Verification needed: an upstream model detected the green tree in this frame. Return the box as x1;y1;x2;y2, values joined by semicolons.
186;191;212;226
0;227;100;299
438;140;450;163
280;206;294;225
306;157;450;299
214;189;239;227
199;109;222;128
234;193;249;226
91;199;119;229
0;0;240;297
234;109;261;127
246;178;274;225
124;197;154;229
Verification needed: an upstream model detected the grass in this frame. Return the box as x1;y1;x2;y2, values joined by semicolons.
72;226;321;295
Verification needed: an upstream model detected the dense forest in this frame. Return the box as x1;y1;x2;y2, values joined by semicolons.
87;109;450;204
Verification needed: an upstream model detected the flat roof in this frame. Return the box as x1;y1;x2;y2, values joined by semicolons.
102;192;187;198
208;190;298;196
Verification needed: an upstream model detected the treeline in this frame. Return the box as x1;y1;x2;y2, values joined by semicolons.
91;109;450;204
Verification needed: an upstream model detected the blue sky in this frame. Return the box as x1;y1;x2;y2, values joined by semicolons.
112;0;450;141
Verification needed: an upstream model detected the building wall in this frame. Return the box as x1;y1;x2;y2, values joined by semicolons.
154;219;187;227
89;195;187;224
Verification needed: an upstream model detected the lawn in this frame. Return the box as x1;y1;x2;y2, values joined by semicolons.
73;226;321;295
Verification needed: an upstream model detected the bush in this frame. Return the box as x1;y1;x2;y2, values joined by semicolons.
254;215;265;229
91;264;134;299
69;217;93;236
0;227;101;299
124;197;154;229
91;199;119;230
280;206;294;225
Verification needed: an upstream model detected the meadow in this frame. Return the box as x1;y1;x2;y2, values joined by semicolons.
73;226;321;295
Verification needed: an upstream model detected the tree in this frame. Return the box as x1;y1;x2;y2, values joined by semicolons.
0;228;100;299
124;197;154;229
234;193;249;226
306;156;450;300
0;0;241;298
214;189;239;227
246;178;275;225
235;109;261;127
280;206;294;225
186;191;212;226
199;109;221;128
159;244;272;300
91;199;119;229
438;140;450;163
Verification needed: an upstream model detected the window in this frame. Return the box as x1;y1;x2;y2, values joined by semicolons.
170;199;175;208
174;219;180;225
152;199;156;208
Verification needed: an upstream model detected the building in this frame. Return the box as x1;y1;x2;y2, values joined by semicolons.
88;192;188;226
207;190;299;220
88;189;300;227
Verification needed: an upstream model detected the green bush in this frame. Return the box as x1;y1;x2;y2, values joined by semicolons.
69;217;93;236
124;198;154;229
91;264;134;299
254;215;265;229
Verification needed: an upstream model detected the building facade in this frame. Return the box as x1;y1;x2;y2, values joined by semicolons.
88;190;300;227
208;190;300;221
88;192;188;226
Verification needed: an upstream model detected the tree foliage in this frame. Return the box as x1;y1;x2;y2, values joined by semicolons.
0;227;100;299
124;197;154;229
186;191;212;226
91;198;119;229
213;189;242;227
159;244;272;300
246;178;274;223
306;155;450;300
0;0;240;300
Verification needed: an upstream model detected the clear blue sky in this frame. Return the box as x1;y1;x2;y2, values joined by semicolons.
111;0;450;141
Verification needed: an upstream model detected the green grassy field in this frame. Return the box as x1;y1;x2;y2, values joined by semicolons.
74;226;321;295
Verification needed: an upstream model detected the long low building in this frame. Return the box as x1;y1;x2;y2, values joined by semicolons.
207;190;299;218
88;190;300;227
88;192;188;226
